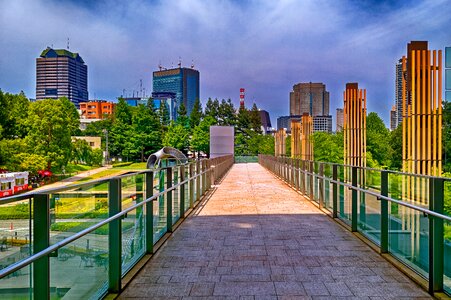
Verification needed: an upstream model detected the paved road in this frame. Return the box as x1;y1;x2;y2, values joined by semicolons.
119;163;431;299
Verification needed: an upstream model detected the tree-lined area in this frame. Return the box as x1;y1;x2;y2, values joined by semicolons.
0;91;273;174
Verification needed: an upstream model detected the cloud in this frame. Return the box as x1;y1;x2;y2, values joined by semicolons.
0;0;450;127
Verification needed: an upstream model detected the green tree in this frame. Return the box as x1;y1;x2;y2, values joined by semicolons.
115;98;132;125
8;153;47;174
158;101;170;126
163;123;190;152
0;138;27;167
189;98;203;128
72;139;92;164
205;98;220;120
312;131;343;163
390;123;403;170
443;101;451;172
190;116;216;156
25;98;78;170
218;99;237;126
133;104;162;161
366;112;391;167
176;102;190;129
0;91;29;138
249;103;262;133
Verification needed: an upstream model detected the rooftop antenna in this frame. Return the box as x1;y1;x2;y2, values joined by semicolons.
171;62;174;69
140;79;143;97
122;89;126;97
67;38;70;50
178;57;182;68
158;60;162;71
191;59;195;69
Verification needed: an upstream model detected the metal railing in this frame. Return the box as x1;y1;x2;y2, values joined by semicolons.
259;154;451;296
0;155;233;299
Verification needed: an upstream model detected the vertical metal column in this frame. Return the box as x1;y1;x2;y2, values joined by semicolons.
180;165;185;218
33;194;50;300
167;168;173;232
196;160;201;201
202;160;207;195
189;163;194;208
145;171;154;254
429;177;444;294
108;178;122;292
380;170;388;253
351;166;358;232
309;161;314;200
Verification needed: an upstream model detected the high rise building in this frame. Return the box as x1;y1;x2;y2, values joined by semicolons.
152;92;178;121
36;47;88;107
277;116;292;132
258;110;272;135
153;67;199;115
336;108;344;131
290;82;329;116
395;59;405;128
313;116;332;132
390;105;397;131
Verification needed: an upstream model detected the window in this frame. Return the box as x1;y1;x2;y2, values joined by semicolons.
89;142;95;147
45;88;57;96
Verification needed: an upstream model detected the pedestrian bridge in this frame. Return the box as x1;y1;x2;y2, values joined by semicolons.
0;155;449;299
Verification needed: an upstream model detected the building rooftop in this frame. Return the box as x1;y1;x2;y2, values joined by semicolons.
40;47;84;63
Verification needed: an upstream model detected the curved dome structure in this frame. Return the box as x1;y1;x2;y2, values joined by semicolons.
146;147;188;169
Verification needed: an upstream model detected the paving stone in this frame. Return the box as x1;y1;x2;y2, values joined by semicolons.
118;164;432;299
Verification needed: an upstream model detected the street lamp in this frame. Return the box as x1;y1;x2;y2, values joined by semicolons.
103;129;109;165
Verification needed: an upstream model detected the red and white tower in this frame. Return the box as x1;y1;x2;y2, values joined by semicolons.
239;88;245;109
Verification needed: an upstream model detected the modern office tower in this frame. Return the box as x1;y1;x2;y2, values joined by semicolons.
258;110;272;135
336;108;344;131
36;47;88;107
401;41;442;176
274;129;287;157
122;97;148;107
290;82;329;116
390;105;397;131
301;114;314;161
153;67;199;115
446;47;451;102
291;119;301;158
80;100;115;119
343;83;367;168
395;59;408;128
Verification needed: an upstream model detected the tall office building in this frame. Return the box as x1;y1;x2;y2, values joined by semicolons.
290;82;329;116
153;67;199;115
395;59;409;127
258;110;272;135
336;108;344;131
289;82;332;132
36;47;88;107
390;105;397;131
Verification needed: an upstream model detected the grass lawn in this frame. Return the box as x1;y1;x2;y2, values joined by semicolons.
113;162;147;170
65;163;96;174
74;169;125;183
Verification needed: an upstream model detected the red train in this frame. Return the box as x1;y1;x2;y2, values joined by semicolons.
0;172;29;198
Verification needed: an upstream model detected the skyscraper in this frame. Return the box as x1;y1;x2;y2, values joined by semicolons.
290;82;329;116
395;59;408;127
336;108;344;131
36;47;88;107
390;105;397;131
153;67;200;115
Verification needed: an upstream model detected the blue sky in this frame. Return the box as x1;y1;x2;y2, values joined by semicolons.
0;0;450;128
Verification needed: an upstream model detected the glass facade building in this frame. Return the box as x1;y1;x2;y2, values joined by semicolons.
153;67;199;115
152;92;177;121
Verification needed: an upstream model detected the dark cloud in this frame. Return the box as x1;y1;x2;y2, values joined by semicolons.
0;0;450;128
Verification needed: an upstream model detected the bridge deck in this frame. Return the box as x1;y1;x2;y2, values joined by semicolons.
119;163;431;299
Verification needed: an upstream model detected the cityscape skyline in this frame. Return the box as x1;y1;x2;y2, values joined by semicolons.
1;0;451;128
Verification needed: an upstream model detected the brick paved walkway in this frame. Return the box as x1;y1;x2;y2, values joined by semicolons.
119;163;431;299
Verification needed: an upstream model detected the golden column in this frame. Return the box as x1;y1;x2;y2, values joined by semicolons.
301;113;314;161
291;119;301;158
401;41;442;176
343;83;367;168
274;128;287;157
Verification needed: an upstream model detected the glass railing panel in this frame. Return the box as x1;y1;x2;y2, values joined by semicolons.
121;174;145;275
388;200;429;278
443;180;451;295
184;167;190;213
153;169;167;243
172;168;180;225
358;169;381;245
324;164;333;212
50;224;109;300
338;165;352;225
0;198;32;272
50;182;109;245
0;263;32;299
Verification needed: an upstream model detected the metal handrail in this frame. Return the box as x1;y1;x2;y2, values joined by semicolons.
260;156;451;223
0;157;232;279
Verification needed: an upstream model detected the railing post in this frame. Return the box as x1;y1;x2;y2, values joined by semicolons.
189;163;194;208
309;161;314;200
202;160;207;195
206;160;211;190
429;177;444;294
351;166;358;232
180;165;185;218
108;177;122;293
33;194;50;300
291;158;295;187
145;171;154;254
196;160;201;202
295;159;300;190
380;170;389;253
319;163;324;209
167;167;173;232
332;165;338;218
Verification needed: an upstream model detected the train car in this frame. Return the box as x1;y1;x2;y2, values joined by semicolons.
0;173;15;197
0;172;29;198
12;172;29;193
